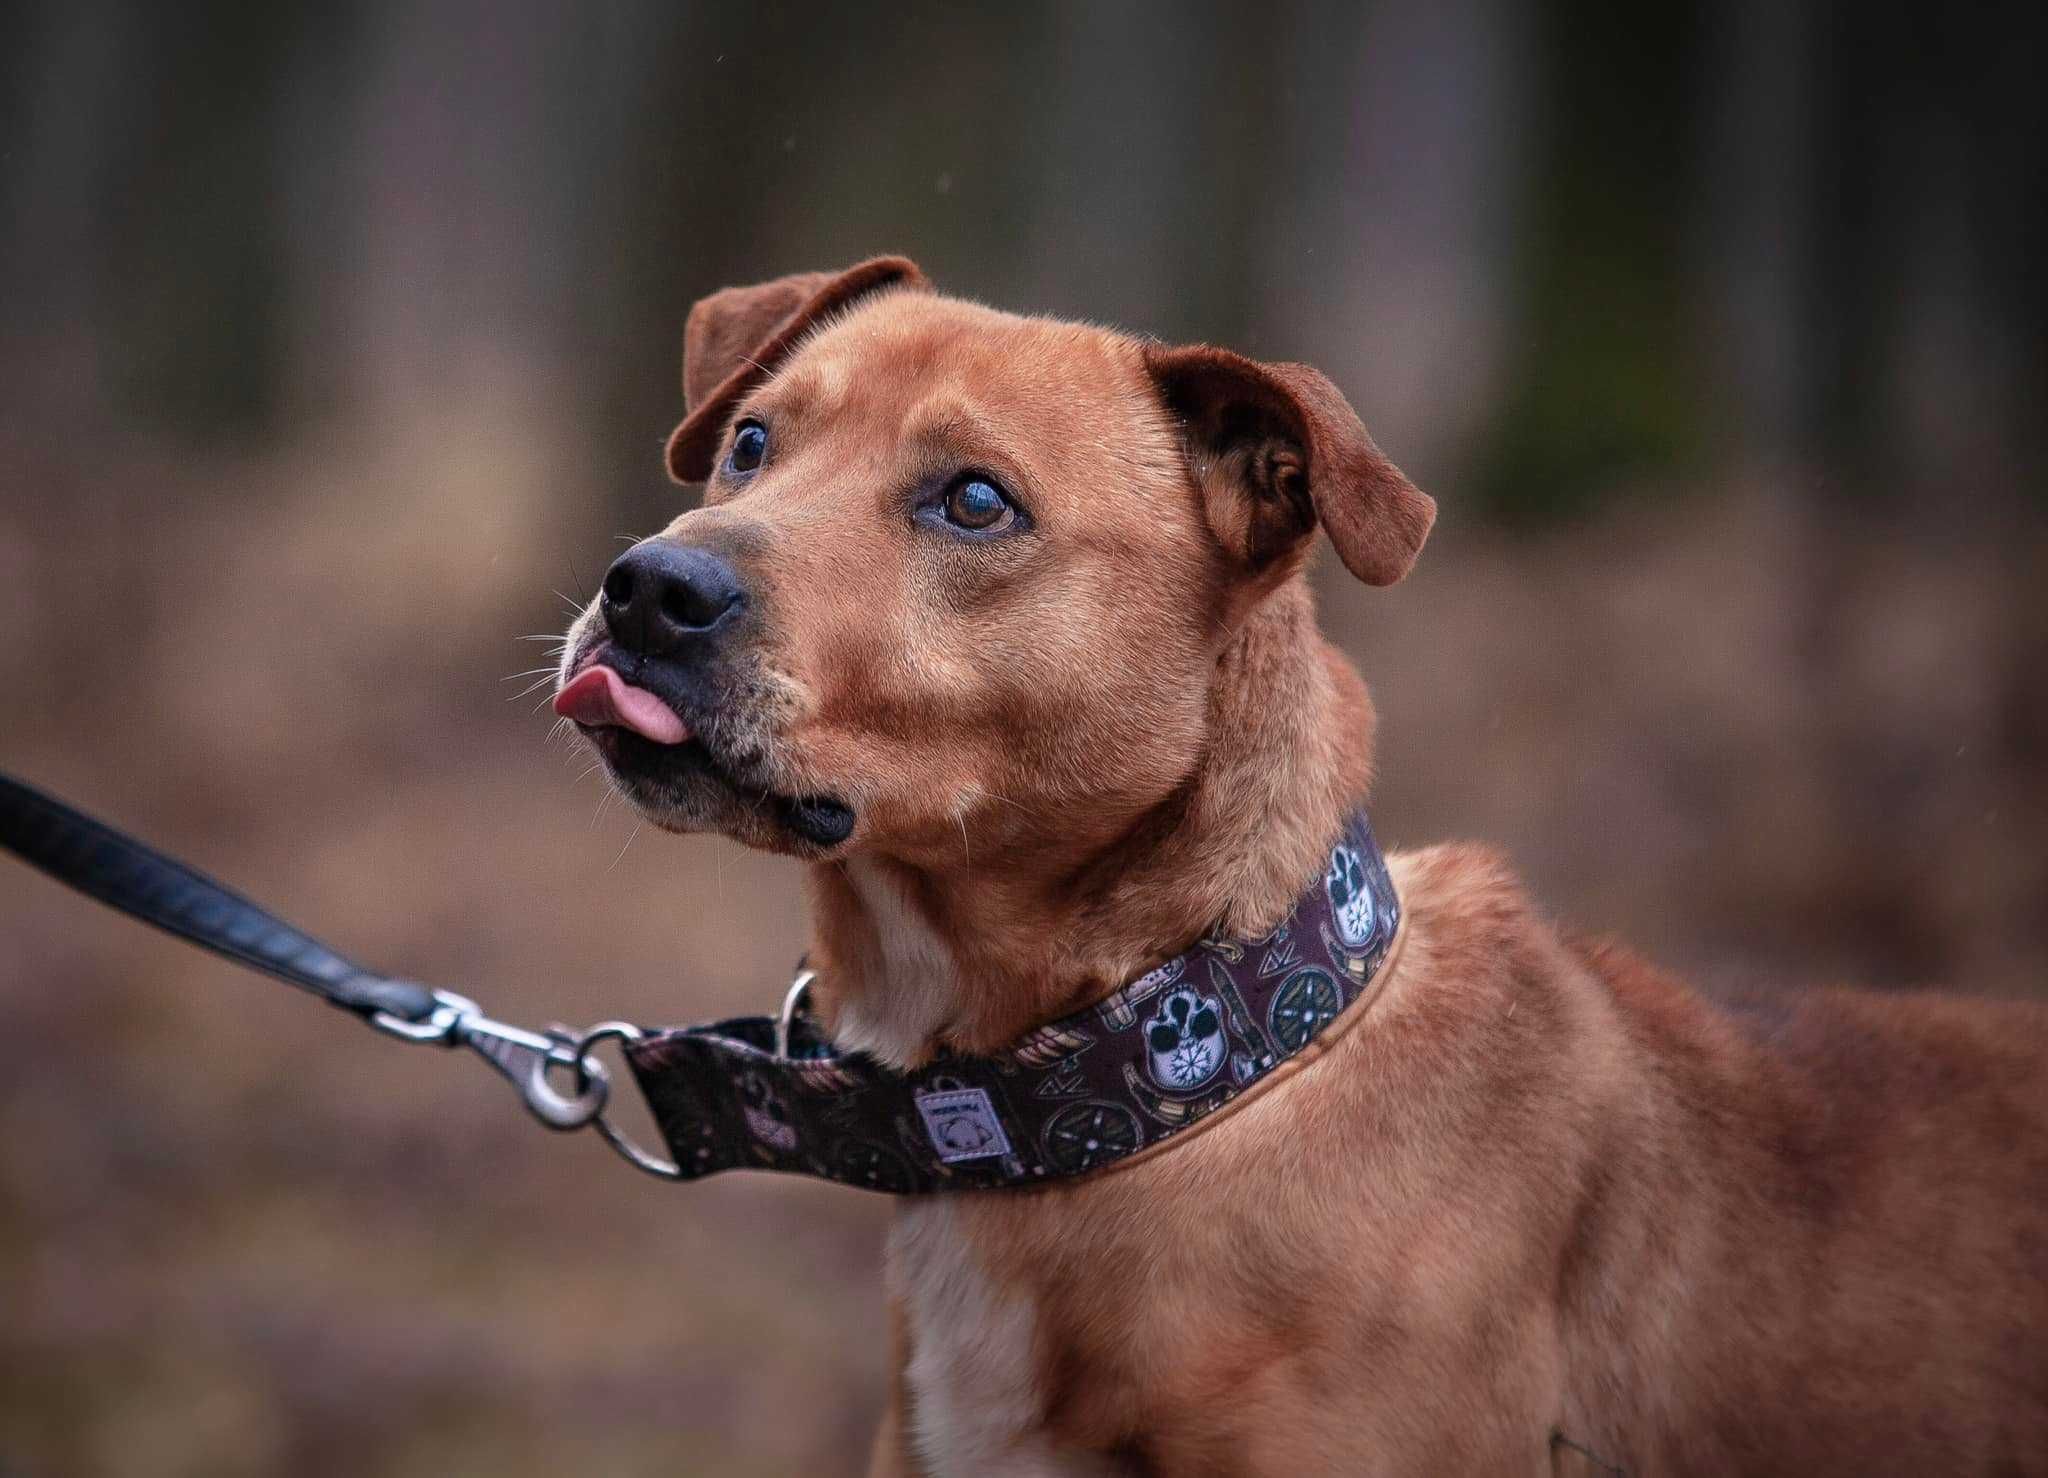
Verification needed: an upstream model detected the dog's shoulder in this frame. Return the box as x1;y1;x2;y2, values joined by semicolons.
1388;840;1557;972
1382;840;1597;1047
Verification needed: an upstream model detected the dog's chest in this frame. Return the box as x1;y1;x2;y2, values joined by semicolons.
890;1202;1115;1476
829;859;963;1064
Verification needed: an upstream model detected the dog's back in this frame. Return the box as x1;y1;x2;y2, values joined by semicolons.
1558;935;2048;1472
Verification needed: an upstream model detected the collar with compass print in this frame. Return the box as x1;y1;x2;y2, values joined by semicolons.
623;810;1405;1193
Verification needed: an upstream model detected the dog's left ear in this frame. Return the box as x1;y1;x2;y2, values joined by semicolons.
1145;344;1434;587
665;255;931;482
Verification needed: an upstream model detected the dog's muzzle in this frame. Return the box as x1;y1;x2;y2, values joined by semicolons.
555;537;857;851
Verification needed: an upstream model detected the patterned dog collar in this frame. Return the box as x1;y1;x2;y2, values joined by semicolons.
623;812;1402;1193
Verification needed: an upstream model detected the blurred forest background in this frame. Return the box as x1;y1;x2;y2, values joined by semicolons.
1;2;2043;1473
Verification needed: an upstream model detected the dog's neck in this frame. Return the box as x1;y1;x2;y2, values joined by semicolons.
808;581;1377;1069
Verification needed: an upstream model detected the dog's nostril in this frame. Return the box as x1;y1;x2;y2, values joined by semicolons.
602;565;635;608
662;582;734;631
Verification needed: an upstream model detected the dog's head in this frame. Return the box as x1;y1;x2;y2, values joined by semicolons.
554;256;1432;863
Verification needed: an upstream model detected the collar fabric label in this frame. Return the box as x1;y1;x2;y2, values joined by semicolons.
915;1087;1013;1163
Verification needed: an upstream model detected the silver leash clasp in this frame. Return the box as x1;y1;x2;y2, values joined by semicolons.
367;964;824;1181
372;988;609;1131
371;987;674;1175
457;1010;610;1131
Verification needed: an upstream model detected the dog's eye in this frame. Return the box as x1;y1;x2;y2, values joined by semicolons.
728;420;768;475
941;476;1015;532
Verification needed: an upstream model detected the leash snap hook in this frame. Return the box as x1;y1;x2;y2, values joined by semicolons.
374;988;608;1131
456;1011;610;1131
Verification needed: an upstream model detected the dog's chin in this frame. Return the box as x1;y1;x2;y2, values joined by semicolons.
588;728;857;856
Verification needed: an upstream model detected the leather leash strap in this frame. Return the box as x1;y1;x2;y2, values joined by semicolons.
0;771;436;1024
0;768;614;1136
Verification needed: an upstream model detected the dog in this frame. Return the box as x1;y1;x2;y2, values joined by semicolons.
552;257;2048;1475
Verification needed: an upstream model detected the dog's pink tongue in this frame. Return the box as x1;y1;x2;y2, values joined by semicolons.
553;665;689;745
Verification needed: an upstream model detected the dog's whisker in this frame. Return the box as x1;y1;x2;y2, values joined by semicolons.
978;788;1036;819
604;823;642;875
715;846;744;886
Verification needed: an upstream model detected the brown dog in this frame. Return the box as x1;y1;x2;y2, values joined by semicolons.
553;257;2048;1475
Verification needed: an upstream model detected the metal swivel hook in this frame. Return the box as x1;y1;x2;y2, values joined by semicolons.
373;989;609;1130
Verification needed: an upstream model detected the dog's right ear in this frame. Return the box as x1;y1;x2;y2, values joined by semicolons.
665;256;930;482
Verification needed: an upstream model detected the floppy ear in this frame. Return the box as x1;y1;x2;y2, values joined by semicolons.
665;255;931;482
1144;344;1434;587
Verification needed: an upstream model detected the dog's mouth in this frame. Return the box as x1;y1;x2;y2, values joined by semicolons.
553;648;855;851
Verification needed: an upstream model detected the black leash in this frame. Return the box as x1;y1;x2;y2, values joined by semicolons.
0;770;437;1024
0;769;627;1142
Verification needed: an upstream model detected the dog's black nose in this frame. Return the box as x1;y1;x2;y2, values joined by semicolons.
600;540;746;657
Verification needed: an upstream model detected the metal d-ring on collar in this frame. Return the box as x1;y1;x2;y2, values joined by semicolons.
775;968;817;1060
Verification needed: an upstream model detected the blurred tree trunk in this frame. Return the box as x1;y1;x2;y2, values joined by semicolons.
2;3;302;440
1470;0;1708;520
1262;0;1523;489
